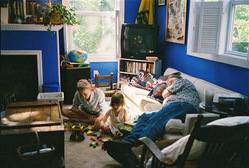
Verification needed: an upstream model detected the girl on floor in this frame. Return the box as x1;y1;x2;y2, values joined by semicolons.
62;79;109;130
100;93;129;136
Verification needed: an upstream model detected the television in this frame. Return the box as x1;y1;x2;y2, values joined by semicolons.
121;24;159;59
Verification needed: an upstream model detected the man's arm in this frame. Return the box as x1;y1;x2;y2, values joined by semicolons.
162;78;178;99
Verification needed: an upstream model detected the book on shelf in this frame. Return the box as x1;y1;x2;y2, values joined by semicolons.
4;0;40;23
132;62;135;73
121;61;156;74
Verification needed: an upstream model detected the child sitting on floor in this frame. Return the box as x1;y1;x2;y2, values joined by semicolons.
100;93;129;136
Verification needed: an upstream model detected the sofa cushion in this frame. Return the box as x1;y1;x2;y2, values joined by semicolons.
144;103;162;111
183;113;220;136
164;119;184;134
164;68;198;84
146;135;206;167
129;71;158;91
207;116;249;126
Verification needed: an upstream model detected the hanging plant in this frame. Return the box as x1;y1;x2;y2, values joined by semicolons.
40;1;80;36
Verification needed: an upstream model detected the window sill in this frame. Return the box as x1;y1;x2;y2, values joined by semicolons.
87;56;118;62
1;24;63;31
187;51;249;69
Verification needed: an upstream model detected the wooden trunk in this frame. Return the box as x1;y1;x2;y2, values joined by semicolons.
0;101;64;168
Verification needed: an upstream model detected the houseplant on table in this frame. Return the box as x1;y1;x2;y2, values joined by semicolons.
40;1;79;35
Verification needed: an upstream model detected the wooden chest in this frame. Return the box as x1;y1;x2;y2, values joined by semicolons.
0;101;64;168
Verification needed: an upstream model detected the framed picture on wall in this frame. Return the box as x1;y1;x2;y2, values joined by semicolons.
165;0;187;44
158;0;166;6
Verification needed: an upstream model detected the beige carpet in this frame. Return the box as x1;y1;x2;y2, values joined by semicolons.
63;97;123;168
64;124;123;168
63;97;124;168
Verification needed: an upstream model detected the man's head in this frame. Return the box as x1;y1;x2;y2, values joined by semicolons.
166;74;182;87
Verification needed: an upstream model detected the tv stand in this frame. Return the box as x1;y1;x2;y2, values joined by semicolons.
117;58;162;88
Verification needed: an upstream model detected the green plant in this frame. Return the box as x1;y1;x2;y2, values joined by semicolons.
40;1;80;36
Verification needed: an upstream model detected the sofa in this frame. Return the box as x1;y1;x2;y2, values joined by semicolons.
121;67;244;140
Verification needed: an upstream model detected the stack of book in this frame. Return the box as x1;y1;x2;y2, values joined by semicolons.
1;0;40;23
120;60;155;74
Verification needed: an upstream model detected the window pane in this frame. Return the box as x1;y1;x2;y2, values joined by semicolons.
232;4;249;53
72;15;115;55
69;0;115;12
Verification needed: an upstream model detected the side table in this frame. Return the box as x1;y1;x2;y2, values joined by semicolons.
61;66;90;104
199;102;231;118
0;101;64;168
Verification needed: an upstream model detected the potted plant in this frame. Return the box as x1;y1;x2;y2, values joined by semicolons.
40;1;79;35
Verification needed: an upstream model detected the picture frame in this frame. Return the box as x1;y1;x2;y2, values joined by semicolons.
165;0;187;44
158;0;166;6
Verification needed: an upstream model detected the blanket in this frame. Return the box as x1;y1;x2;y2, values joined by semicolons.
129;70;181;102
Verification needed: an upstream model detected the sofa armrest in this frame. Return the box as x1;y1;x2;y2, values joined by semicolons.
183;113;220;136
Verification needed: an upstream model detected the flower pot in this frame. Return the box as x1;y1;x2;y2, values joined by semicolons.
49;13;63;25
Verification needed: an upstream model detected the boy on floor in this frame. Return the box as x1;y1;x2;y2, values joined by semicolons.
62;79;109;130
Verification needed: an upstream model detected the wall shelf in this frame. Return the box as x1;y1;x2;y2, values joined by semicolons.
1;24;64;31
117;58;162;88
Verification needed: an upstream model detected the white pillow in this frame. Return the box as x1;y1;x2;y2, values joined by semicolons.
146;135;206;168
146;116;249;168
207;116;249;126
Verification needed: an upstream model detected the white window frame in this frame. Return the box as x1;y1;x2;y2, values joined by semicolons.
187;0;249;69
62;0;124;62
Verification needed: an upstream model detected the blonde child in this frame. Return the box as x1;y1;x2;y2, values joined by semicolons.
62;79;109;130
100;93;129;135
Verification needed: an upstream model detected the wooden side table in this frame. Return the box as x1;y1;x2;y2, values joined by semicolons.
199;102;231;118
0;101;64;168
61;66;90;104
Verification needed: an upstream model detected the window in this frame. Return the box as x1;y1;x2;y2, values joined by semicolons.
227;1;249;55
63;0;124;62
187;0;249;69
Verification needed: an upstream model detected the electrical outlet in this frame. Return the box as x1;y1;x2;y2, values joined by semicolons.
93;70;99;77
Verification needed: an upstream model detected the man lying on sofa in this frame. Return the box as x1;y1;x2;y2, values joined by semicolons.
104;74;201;168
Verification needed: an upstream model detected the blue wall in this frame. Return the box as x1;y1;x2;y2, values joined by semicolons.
1;30;59;86
90;62;118;83
2;0;248;95
125;0;249;96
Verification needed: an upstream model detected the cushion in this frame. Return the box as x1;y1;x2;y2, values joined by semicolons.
129;70;158;91
164;119;184;134
146;135;206;168
207;116;249;126
146;116;249;168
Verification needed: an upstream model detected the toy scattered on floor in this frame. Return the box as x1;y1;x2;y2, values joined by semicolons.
97;133;102;139
89;142;99;148
64;121;122;149
68;123;85;141
90;137;96;141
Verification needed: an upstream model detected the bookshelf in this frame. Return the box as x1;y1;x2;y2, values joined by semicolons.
1;0;41;24
118;58;162;88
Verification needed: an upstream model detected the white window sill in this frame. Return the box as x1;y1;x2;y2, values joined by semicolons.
87;56;118;62
187;51;249;69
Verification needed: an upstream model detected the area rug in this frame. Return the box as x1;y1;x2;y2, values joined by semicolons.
63;121;123;168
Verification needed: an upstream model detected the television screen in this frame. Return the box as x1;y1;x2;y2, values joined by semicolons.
121;24;159;59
